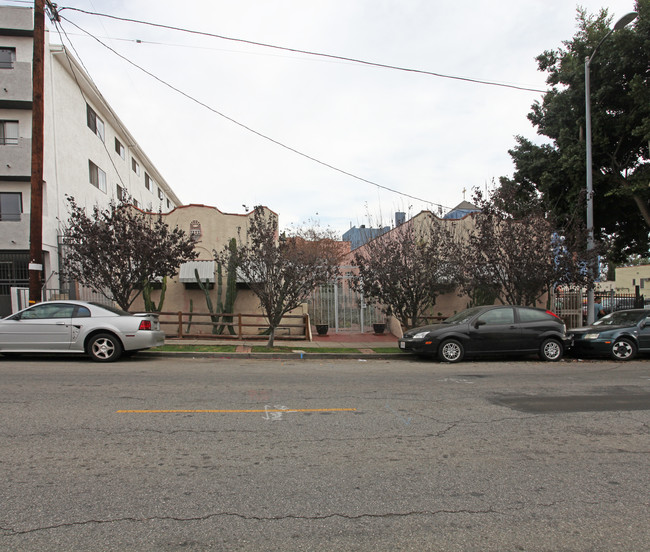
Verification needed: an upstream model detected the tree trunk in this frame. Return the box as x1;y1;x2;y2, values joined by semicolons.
632;193;650;229
267;326;276;348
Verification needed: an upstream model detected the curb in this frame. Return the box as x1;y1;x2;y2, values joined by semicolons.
142;351;408;361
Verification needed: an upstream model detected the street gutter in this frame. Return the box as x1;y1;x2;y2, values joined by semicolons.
142;351;408;361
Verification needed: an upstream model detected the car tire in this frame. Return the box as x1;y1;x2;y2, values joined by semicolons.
610;338;637;361
87;333;123;362
540;338;563;362
438;339;464;363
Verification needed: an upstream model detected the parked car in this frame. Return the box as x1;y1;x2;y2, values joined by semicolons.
0;300;164;362
568;309;650;361
398;305;568;363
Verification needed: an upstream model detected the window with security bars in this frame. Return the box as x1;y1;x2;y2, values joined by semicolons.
0;251;29;296
0;120;18;145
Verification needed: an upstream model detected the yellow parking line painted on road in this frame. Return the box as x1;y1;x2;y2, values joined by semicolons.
117;408;357;414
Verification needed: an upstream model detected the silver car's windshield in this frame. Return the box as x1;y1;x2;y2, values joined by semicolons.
442;307;484;324
593;311;647;326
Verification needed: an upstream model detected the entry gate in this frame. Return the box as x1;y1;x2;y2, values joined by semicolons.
308;269;384;333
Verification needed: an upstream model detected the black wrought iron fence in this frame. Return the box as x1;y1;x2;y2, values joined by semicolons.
552;288;646;329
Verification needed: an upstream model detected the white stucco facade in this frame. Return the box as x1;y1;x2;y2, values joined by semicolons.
0;6;181;315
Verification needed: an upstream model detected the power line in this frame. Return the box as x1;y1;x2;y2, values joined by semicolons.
58;15;454;212
58;6;547;94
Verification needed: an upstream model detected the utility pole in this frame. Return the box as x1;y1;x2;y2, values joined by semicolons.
28;0;45;305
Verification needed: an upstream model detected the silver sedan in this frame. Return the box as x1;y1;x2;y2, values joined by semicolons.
0;300;164;362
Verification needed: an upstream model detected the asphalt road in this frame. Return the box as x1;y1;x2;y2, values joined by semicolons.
1;355;649;551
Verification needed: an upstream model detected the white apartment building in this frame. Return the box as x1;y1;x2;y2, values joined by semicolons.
0;6;181;315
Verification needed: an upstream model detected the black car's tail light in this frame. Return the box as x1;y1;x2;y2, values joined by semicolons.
546;310;562;321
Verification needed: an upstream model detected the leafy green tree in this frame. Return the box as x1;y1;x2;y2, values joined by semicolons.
62;196;197;310
500;1;650;262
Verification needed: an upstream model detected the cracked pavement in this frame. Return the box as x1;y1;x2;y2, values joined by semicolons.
1;356;649;550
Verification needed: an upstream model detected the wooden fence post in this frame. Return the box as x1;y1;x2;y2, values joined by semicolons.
178;311;183;338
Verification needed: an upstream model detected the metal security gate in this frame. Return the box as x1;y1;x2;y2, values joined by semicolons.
0;250;29;317
552;287;645;329
308;269;384;333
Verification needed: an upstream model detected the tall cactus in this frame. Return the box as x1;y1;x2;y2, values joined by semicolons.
219;238;238;335
195;268;219;334
186;299;194;334
142;276;167;312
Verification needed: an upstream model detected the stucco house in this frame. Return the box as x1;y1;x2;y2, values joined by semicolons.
129;204;317;337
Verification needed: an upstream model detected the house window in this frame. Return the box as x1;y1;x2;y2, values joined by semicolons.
133;198;140;209
114;137;125;159
0;47;16;69
132;158;140;175
157;186;163;200
116;184;125;201
86;104;105;142
89;160;107;193
189;220;201;241
0;120;18;145
0;192;22;221
167;198;171;209
144;172;152;190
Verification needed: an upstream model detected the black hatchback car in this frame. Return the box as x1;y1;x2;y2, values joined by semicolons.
568;309;650;361
398;305;568;363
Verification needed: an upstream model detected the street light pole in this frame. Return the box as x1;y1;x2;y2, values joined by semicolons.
584;11;637;325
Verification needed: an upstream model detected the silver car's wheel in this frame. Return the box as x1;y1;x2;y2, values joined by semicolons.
87;333;123;362
540;338;563;362
438;339;464;363
611;338;636;361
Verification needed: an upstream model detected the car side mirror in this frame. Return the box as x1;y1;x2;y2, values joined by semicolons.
474;320;486;328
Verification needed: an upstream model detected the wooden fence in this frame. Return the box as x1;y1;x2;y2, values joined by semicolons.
157;311;310;340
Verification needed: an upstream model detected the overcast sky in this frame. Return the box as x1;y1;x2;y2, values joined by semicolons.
18;0;640;234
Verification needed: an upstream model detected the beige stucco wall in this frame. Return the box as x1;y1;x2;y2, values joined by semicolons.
344;209;482;329
615;265;650;293
130;204;309;336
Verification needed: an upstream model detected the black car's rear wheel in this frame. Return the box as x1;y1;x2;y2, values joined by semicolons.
540;338;563;362
438;339;464;363
611;338;636;361
87;333;123;362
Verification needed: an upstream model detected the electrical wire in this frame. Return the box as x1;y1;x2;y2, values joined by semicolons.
51;15;177;210
58;14;454;212
57;6;547;94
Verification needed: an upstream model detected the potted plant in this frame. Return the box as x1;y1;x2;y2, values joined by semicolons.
315;323;329;336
